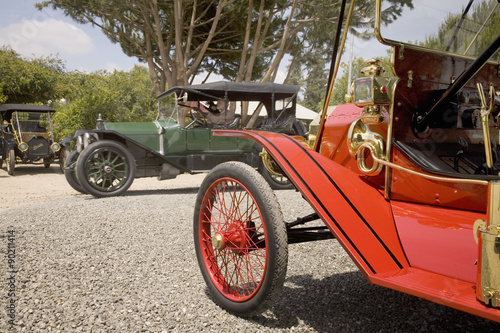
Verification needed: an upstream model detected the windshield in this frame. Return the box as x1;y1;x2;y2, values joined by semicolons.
379;0;500;59
14;112;53;134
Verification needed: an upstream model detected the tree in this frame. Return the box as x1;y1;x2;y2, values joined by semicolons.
52;66;157;140
37;0;413;95
0;46;65;104
421;0;499;60
285;0;413;111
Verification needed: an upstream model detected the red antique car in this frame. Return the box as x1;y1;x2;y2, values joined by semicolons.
192;0;500;323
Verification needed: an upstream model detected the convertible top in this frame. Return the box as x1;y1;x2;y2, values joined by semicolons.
0;103;56;114
158;81;300;101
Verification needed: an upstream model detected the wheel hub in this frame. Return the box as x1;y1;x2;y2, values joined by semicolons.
103;164;113;174
212;222;248;254
212;233;224;249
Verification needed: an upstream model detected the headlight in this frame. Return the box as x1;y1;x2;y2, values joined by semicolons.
19;142;28;152
51;142;61;152
76;135;84;153
83;133;98;148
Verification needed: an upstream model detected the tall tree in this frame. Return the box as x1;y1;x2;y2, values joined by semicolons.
37;0;413;99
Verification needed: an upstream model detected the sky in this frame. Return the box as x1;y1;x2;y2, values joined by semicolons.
0;0;469;79
1;0;141;73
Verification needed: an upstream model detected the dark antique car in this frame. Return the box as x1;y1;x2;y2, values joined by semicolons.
64;81;307;197
0;104;67;175
191;0;500;324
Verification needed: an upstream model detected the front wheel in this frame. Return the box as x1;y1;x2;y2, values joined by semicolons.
59;147;69;173
6;148;15;175
64;150;86;194
76;140;136;198
194;162;288;316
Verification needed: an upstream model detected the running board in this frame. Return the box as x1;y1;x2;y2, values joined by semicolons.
371;268;500;322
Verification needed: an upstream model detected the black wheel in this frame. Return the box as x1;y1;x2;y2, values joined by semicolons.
291;119;308;138
59;147;69;173
64;150;86;194
76;140;136;198
194;161;288;316
6;148;15;175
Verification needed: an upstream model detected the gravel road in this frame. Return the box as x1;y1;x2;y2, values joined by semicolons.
1;164;499;332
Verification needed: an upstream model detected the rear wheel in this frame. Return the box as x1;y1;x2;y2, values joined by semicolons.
76;140;136;198
6;148;15;175
194;162;288;316
64;150;86;194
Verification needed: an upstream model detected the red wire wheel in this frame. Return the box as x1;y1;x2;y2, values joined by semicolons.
194;162;288;316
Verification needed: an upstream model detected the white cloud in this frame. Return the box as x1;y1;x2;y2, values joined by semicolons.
0;18;94;57
105;62;123;72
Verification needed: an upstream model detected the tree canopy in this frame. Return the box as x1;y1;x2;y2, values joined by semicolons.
52;66;157;140
0;46;65;104
37;0;413;99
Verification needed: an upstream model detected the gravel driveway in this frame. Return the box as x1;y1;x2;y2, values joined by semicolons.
1;164;499;332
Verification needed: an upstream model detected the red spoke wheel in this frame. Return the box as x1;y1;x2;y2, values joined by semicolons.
194;161;288;316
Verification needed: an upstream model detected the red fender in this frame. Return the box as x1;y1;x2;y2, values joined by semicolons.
214;129;409;276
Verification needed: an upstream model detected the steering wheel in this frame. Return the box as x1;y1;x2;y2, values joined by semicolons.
186;107;207;128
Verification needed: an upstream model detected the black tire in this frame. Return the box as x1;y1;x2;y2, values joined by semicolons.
64;150;86;194
59;147;70;173
76;140;136;198
291;119;308;138
6;148;15;175
194;161;288;316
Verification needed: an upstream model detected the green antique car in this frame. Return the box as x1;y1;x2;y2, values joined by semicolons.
64;81;307;197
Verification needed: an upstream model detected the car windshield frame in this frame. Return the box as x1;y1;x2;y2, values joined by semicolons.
376;0;500;61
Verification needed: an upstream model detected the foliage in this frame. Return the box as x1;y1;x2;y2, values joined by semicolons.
329;57;368;106
327;56;393;107
52;66;157;140
421;0;499;60
0;46;65;104
36;0;413;99
286;0;413;112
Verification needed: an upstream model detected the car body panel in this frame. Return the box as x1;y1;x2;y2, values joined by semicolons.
207;0;500;322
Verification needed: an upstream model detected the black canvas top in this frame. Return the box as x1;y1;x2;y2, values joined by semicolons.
158;81;300;101
0;104;56;113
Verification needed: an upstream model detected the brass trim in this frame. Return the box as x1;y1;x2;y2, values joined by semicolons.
260;149;282;176
473;219;487;244
384;78;399;199
212;233;224;250
372;155;488;186
314;0;356;151
476;181;500;308
477;83;496;168
347;118;385;176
